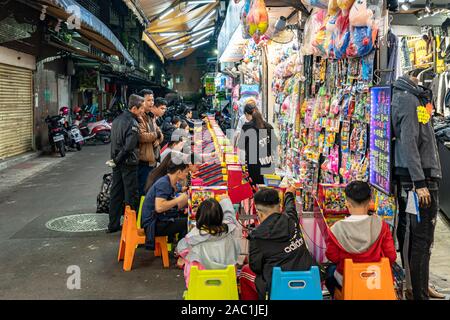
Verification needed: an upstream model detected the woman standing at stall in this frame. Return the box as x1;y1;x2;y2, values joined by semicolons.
238;101;277;186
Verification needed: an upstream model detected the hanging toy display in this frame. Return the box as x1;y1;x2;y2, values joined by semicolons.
302;9;327;56
301;0;330;9
246;0;269;43
327;0;339;16
337;0;355;14
241;0;252;39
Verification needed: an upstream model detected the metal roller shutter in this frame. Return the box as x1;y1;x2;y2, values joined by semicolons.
0;63;33;160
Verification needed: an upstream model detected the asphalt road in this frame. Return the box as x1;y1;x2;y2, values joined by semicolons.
0;145;185;299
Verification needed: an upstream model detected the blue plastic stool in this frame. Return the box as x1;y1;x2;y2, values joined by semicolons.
270;266;323;300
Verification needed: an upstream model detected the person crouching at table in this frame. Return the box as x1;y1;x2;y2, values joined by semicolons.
141;158;190;251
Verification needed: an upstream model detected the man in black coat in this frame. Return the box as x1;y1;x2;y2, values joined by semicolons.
107;94;143;233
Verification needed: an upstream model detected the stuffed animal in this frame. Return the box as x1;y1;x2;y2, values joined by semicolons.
334;12;351;59
328;0;339;15
302;0;329;9
346;25;377;57
325;12;339;57
337;0;355;14
302;9;327;55
247;0;269;40
241;0;252;39
349;0;373;27
312;13;330;57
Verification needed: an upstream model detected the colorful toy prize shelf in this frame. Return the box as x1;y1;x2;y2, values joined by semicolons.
300;183;397;264
188;117;253;230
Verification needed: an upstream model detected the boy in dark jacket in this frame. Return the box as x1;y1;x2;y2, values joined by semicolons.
239;186;315;300
325;181;397;296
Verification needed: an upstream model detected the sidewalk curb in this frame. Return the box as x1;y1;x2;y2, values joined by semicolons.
0;151;42;172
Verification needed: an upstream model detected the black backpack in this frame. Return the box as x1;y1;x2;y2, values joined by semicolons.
96;173;113;213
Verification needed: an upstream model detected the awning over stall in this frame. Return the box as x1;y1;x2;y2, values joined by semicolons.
129;0;220;61
38;0;134;67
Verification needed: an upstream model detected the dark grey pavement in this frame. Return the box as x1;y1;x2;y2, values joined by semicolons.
0;145;185;299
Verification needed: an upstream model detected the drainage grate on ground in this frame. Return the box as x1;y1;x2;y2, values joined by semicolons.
45;214;109;232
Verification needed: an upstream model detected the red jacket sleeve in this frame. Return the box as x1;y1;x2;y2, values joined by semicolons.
325;233;341;264
381;223;397;264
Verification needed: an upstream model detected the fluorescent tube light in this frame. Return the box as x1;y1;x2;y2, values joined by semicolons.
191;26;215;37
188;1;216;4
166;40;179;46
171;44;185;50
173;51;184;57
193;10;216;32
159;32;179;37
191;40;209;48
160;7;175;20
191;30;214;44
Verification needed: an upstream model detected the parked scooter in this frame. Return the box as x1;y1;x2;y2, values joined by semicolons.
74;117;111;144
67;124;84;150
45;115;67;157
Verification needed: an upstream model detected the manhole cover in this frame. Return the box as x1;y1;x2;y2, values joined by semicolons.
45;214;109;232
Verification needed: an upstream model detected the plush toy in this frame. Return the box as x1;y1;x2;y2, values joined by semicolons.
328;11;350;60
312;14;330;57
325;12;338;57
282;96;291;113
328;0;339;16
337;14;351;59
302;9;327;55
346;25;377;58
349;0;373;27
241;0;252;39
247;0;269;41
302;0;329;9
337;0;355;14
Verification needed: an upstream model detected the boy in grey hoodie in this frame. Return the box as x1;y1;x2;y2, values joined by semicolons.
325;181;397;296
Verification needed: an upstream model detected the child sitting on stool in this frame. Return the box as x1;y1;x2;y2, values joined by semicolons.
325;181;397;296
239;186;316;300
175;194;241;288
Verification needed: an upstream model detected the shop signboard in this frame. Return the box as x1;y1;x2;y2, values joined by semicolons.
369;86;392;195
205;76;215;96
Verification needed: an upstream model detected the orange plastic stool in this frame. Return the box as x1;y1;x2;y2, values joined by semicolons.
334;258;397;300
154;236;170;268
117;206;146;271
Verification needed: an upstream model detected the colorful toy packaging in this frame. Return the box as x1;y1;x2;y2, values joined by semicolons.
246;0;269;43
188;186;228;230
318;183;348;214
